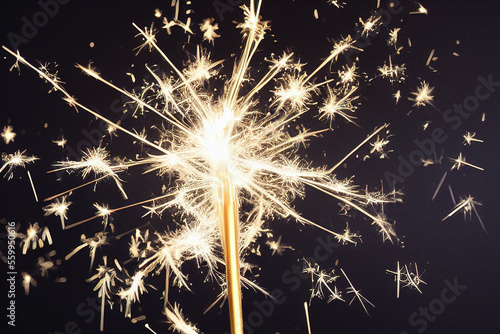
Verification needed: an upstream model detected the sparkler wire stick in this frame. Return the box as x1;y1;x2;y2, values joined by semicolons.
219;177;244;334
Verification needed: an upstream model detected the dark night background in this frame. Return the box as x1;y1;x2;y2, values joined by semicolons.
1;1;499;333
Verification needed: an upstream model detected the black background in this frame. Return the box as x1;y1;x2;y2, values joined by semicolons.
1;1;500;333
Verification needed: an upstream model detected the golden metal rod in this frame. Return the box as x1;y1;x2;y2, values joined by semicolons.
220;178;244;334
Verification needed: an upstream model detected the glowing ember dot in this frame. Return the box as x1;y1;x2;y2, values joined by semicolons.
1;125;16;144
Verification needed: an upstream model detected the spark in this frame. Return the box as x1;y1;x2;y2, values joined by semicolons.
327;0;346;8
51;147;129;199
145;323;158;334
38;61;65;92
369;135;392;159
450;152;484;171
463;131;483;145
22;272;37;295
393;90;401;104
341;268;374;315
131;315;147;323
421;158;434;167
442;195;486;232
162;18;194;36
52;137;67;147
387;262;426;297
129;229;151;259
401;263;427;293
162;18;176;35
164;303;200;334
272;72;319;111
388;27;401;47
119;271;148;318
338;63;359;86
359;15;382;37
304;261;344;305
87;256;121;331
37;255;57;278
94;203;113;231
426;49;435;66
134;23;158;55
319;86;359;126
107;123;119;136
65;232;108;269
266;235;293;255
139;225;219;295
1;125;16;144
43;196;72;229
19;222;52;255
183;46;224;84
410;81;434;107
200;18;220;44
387;260;401;298
410;3;428;15
0;149;38;180
378;56;406;83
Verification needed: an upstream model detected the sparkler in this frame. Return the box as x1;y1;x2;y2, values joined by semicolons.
2;1;456;332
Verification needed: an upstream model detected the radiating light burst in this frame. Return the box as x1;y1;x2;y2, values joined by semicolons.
0;149;38;180
43;196;72;229
410;80;435;107
1;0;456;332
